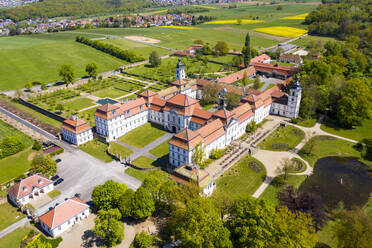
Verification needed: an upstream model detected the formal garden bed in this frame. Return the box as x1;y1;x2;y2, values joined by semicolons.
214;155;266;199
258;125;304;151
92;88;128;99
47;189;61;199
119;123;167;148
125;156;169;181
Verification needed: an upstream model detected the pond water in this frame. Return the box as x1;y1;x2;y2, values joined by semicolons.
96;98;118;105
299;156;372;210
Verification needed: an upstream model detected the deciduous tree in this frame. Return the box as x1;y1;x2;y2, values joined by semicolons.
85;63;98;79
192;143;205;168
31;152;56;177
214;41;229;56
94;208;124;247
149;51;161;68
58;64;75;86
92;180;128;210
225;92;240;109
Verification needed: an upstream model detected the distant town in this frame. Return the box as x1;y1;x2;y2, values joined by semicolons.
0;0;37;9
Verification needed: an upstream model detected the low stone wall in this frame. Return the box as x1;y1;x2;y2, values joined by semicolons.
19;98;65;123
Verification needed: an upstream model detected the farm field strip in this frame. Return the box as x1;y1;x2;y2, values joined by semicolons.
254;26;308;38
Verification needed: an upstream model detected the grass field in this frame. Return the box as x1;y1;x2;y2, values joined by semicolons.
0;33;124;91
290;35;336;47
214;155;266;199
79;139;112;162
108;142;133;157
296;118;317;128
260;174;307;206
0;226;33;247
47;189;61;199
125;156;169;181
321;119;372;142
61;97;94;112
0;147;33;184
149;139;170;159
93;88;128;99
0;202;26;231
78;107;97;123
298;136;364;167
119;123;166;148
258;125;304;151
0;119;33;146
102;38;170;58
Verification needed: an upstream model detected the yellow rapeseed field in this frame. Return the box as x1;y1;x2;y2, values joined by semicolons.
253;26;307;38
152;9;168;14
281;13;309;20
157;26;197;30
205;19;264;24
192;5;217;9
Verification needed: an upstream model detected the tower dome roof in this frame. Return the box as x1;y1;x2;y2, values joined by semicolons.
291;76;302;90
176;58;184;69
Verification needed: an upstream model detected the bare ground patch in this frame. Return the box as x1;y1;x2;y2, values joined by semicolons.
214;27;288;42
124;36;161;44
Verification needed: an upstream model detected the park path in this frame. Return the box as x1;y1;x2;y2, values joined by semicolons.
115;132;173;162
252;115;358;198
0;217;30;238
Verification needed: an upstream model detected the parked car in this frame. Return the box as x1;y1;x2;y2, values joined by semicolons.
55;158;61;163
54;178;64;185
51;175;59;181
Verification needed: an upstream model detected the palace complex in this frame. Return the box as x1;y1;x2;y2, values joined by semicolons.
62;59;302;168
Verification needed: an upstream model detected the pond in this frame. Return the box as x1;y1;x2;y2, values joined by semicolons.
96;98;118;105
299;156;372;210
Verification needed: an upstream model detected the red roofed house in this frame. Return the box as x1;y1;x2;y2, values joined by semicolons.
252;62;297;79
218;66;256;84
250;54;271;65
8;174;54;207
39;197;90;237
61;116;93;146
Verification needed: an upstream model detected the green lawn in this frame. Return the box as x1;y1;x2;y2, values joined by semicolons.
61;97;94;112
298;135;364;167
317;221;338;248
0;226;33;247
47;189;61;199
321;118;372;142
0;33;124;91
214;155;266;199
102;38;170;58
78;107;97;123
149;139;170;159
296;118;317;128
0;119;33;146
259;125;304;151
93;88;128;99
260;174;307;206
290;34;336;47
109;142;133;157
0;147;33;184
119;123;166;148
125;156;169;181
0;202;26;231
79;139;113;163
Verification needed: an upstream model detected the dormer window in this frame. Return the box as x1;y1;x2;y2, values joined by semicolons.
38;179;43;185
140;105;143;110
23;186;28;192
112;110;116;115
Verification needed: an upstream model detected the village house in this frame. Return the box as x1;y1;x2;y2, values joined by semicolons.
170;164;216;196
61;116;93;146
7;174;54;207
39;197;90;237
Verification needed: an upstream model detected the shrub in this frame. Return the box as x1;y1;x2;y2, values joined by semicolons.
31;152;57;177
210;148;224;160
49;148;64;156
0;136;24;159
32;140;42;150
291;118;298;124
130;231;156;248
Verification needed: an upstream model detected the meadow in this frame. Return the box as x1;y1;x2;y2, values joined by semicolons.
0;3;318;91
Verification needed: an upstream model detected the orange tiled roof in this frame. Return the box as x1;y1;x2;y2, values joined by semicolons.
252;63;297;76
139;89;158;98
62;117;91;133
250;54;270;64
197;119;225;145
169;129;203;150
94;103;121;120
218;66;256;84
8;174;53;200
39;197;89;230
171;79;188;86
192;108;213;120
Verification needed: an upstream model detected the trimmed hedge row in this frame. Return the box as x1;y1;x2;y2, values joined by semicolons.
76;36;145;63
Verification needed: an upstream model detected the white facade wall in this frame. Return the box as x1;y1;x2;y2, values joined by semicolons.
62;128;93;146
95;110;148;142
10;183;54;207
203;181;216;197
41;208;90;237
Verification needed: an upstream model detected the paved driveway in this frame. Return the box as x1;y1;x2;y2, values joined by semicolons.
35;149;141;216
